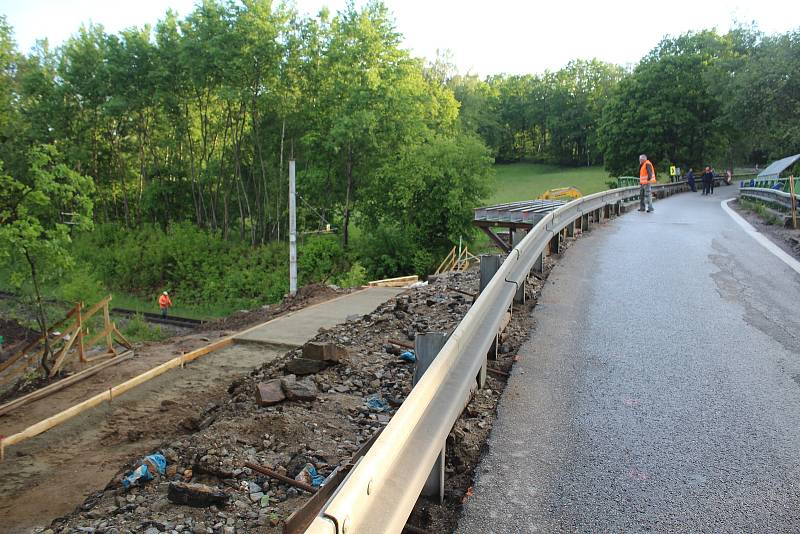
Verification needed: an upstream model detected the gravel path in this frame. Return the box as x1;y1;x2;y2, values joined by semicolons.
458;187;800;533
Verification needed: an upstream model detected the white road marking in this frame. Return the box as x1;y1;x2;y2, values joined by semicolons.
721;198;800;275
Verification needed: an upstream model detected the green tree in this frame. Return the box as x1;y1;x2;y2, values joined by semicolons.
0;146;94;372
598;31;732;175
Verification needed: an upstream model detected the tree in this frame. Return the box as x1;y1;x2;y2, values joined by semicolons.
598;31;732;176
0;146;94;373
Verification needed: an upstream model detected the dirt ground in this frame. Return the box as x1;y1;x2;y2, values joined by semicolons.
0;318;39;363
1;226;586;534
731;199;800;260
0;285;341;534
34;231;579;534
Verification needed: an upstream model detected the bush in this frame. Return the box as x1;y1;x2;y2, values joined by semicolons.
354;222;418;280
69;224;353;312
121;314;167;342
334;261;368;288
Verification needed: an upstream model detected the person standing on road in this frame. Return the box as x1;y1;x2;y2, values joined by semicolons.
638;154;657;213
701;166;713;195
158;291;173;318
709;166;715;195
686;168;696;192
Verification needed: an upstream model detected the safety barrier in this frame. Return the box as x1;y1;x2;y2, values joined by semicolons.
305;181;689;534
739;187;794;211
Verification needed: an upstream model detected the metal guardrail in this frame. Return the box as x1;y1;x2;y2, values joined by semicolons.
305;181;689;534
739;187;794;211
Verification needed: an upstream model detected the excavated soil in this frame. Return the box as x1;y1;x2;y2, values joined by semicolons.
6;232;589;534
37;237;578;534
0;284;342;534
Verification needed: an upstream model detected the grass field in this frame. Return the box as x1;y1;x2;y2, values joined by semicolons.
486;163;611;205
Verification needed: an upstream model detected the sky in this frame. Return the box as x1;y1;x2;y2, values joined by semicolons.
2;0;799;76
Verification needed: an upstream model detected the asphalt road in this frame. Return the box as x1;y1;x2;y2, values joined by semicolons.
457;187;800;533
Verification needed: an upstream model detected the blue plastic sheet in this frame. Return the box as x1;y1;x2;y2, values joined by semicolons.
303;464;326;487
365;395;388;412
399;350;416;363
122;453;167;488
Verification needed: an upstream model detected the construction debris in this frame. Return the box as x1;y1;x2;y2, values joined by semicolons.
44;252;563;533
256;380;286;407
167;481;229;507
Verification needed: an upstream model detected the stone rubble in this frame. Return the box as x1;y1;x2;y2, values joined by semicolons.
41;255;559;534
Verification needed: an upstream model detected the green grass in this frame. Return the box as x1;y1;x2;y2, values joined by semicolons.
486;163;610;205
471;162;612;252
109;293;227;320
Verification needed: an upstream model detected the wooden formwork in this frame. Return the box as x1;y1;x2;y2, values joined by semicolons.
0;295;132;386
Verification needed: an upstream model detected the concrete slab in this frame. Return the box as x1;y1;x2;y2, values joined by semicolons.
234;287;404;349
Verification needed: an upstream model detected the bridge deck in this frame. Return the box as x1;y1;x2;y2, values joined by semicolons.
458;188;800;533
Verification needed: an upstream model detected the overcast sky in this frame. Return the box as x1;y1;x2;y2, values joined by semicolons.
2;0;799;76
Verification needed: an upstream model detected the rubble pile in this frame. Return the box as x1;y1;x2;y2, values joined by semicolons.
42;259;555;534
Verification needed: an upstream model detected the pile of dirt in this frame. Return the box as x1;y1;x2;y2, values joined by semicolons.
202;283;342;333
0;318;39;362
42;253;563;534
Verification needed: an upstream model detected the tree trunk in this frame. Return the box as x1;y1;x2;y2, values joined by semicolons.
343;145;354;247
24;248;52;375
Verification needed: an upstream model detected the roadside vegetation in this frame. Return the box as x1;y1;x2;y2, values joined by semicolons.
739;198;784;226
0;1;798;354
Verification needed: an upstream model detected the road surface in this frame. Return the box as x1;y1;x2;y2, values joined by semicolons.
458;187;800;533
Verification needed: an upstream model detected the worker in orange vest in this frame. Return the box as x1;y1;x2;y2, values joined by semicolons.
638;154;657;213
158;291;173;318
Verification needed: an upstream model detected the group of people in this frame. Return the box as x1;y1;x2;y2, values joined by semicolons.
638;155;730;212
685;167;717;195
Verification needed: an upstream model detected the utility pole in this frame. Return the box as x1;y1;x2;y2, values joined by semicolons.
289;159;297;295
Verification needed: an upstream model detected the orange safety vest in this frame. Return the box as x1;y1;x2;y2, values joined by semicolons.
158;294;172;309
639;160;657;185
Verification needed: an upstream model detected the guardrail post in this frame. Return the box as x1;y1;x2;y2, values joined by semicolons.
511;232;526;304
582;213;590;231
479;254;502;293
614;202;621;216
532;252;544;275
548;233;561;255
567;220;575;238
603;204;611;219
413;332;449;503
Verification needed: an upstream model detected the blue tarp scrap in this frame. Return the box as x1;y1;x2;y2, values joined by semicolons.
399;350;416;363
122;453;167;488
303;464;326;487
365;395;389;412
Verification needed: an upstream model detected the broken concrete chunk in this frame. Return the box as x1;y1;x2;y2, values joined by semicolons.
167;482;228;508
281;375;318;401
255;379;286;406
285;357;328;376
301;341;348;362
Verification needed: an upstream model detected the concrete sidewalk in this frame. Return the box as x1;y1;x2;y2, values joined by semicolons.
234;287;404;349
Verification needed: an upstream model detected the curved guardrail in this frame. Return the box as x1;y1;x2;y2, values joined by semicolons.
739;187;794;211
305;181;689;534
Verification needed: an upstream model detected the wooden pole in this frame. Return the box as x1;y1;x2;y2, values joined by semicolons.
77;304;85;364
103;300;114;355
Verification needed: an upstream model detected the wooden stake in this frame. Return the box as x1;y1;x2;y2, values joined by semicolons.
77;305;85;363
103;300;114;354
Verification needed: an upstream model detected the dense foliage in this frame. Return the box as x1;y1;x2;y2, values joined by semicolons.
447;29;799;176
0;1;492;310
0;1;798;319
